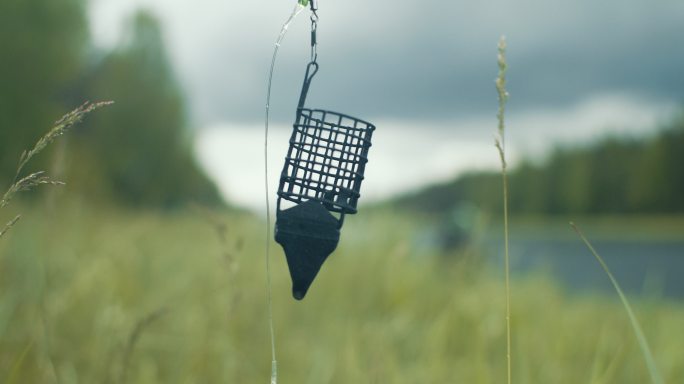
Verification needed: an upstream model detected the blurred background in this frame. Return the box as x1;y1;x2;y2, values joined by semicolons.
1;0;683;382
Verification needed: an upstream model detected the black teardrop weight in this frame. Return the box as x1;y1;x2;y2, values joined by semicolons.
275;201;340;300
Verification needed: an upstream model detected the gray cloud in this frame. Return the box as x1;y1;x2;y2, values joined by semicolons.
92;0;684;127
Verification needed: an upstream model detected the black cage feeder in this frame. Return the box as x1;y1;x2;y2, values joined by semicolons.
275;62;375;300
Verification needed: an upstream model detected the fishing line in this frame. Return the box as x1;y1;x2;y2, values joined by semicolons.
264;3;305;384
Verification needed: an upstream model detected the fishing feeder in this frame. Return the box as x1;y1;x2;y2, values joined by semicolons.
275;1;375;300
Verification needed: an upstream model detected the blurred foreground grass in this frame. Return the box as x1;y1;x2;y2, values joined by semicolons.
0;203;683;383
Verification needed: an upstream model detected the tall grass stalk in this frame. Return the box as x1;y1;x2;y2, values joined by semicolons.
570;222;664;384
119;308;168;384
0;214;21;239
0;101;112;237
494;35;512;384
13;101;113;182
0;172;63;209
1;101;111;382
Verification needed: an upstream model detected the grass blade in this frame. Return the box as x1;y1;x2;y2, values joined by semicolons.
495;35;512;384
570;222;664;384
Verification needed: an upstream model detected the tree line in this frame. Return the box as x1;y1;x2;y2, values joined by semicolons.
393;114;684;217
0;0;221;208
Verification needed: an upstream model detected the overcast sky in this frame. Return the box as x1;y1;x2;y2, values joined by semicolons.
89;0;684;209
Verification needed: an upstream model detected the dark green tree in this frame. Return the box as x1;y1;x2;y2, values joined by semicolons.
74;10;221;208
509;161;546;213
629;117;684;212
394;111;684;217
0;0;88;180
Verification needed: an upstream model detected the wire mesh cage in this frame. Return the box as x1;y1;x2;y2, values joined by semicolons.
277;108;375;218
275;59;376;300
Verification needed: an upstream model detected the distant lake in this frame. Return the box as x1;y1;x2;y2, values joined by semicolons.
484;235;684;299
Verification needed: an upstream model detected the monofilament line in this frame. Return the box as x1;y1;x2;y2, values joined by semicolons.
264;4;304;384
494;36;512;384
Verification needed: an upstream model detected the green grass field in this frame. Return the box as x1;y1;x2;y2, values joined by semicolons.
1;203;683;383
